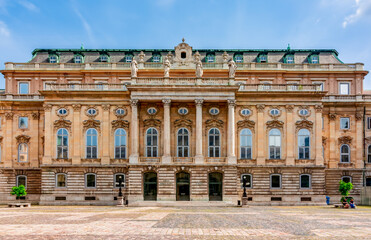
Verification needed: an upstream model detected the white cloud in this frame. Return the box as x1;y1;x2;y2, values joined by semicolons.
0;20;10;37
18;0;38;12
343;0;371;27
70;1;95;45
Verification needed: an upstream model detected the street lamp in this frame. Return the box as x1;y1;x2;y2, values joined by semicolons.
242;175;248;198
118;176;123;197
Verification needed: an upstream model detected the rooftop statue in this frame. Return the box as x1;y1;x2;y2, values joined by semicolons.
228;59;237;78
196;59;203;78
131;59;138;78
164;57;171;77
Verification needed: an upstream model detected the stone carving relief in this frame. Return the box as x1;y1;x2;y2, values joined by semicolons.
299;168;312;174
131;59;138;78
130;99;139;107
315;105;323;113
355;112;363;121
328;113;336;121
237;120;255;132
102;104;110;111
143;118;161;129
174;119;192;131
266;120;284;129
31;112;40;120
285;105;294;113
338;136;352;145
256;104;265;113
195;98;204;106
16;134;31;144
43;104;52;112
268;167;282;174
5;112;13;120
72;104;82;111
142;165;158;172
295;119;313;132
228;59;237;78
174;39;193;65
205;119;224;129
138;51;145;63
82;119;101;132
112;167;128;174
111;119;129;130
113;106;128;118
84;167;98;174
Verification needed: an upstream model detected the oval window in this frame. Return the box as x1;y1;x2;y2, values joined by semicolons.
87;108;97;116
147;107;157;115
116;108;125;116
57;108;67;115
209;108;220;115
270;109;280;116
299;109;309;116
241;109;251;116
178;108;188;115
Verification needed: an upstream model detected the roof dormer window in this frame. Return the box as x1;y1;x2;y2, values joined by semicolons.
309;54;319;64
49;54;58;63
284;55;294;64
74;55;83;63
152;54;161;63
258;54;267;63
206;53;215;63
234;53;243;63
125;54;133;63
100;54;109;62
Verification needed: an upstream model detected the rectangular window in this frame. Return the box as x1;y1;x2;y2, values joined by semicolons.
19;117;28;129
300;175;311;189
86;174;96;188
17;176;27;188
56;174;66;188
19;82;29;94
339;83;350;95
311;56;319;64
340;118;350;130
322;117;324;129
368;117;371;129
313;82;324;91
286;56;294;64
366;178;371;186
270;174;281;188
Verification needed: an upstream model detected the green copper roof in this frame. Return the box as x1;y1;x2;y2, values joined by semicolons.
32;48;339;56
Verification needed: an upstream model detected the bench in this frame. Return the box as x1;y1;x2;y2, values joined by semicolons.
8;203;31;208
334;204;343;208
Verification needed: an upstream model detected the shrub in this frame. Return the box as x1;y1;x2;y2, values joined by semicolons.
11;185;27;201
339;180;353;202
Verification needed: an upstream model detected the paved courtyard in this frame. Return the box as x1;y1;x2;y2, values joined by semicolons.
0;205;370;239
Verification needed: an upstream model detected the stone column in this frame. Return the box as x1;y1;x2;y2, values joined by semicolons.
256;104;265;165
286;105;295;166
355;111;363;168
328;112;336;168
195;99;204;164
4;112;14;167
227;99;236;164
42;105;52;165
129;99;139;163
162;99;171;163
72;104;81;165
101;104;110;165
315;105;324;166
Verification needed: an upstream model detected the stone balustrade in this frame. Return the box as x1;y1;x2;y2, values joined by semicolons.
238;84;322;92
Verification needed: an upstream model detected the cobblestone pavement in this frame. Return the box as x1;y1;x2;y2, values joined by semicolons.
0;205;370;239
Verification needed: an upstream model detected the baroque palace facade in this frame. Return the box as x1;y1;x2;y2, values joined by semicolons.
0;40;371;205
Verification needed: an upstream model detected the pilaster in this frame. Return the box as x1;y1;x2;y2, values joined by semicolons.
256;104;265;165
129;99;139;163
4;112;13;167
162;99;171;163
72;104;81;165
195;99;204;164
328;112;336;168
355;111;363;168
315;105;324;166
42;105;52;165
227;99;236;164
285;105;294;166
101;104;110;165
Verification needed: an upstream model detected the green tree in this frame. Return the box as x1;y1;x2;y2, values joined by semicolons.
338;180;353;202
10;185;27;202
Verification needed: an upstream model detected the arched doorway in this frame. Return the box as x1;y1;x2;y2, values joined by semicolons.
209;172;223;201
143;172;157;201
176;172;190;201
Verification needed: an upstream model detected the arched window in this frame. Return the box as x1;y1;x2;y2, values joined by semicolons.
146;128;158;157
177;128;189;157
341;176;351;183
56;173;67;188
208;128;220;157
340;144;350;163
57;128;68;159
298;129;310;159
18;143;28;162
368;145;371;163
240;129;252;159
114;128;127;159
16;175;27;188
86;128;98;159
269;129;281;159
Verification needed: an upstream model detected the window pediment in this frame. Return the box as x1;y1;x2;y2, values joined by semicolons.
111;119;129;130
237;120;255;132
295;119;313;132
54;119;72;132
16;134;31;144
174;119;192;130
266;120;284;129
338;136;352;145
205;119;224;129
143;119;161;129
83;119;101;132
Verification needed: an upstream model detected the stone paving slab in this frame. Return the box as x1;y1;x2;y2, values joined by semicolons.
0;205;370;239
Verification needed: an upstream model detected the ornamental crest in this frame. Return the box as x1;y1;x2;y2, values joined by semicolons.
111;119;129;130
174;119;192;130
16;134;31;144
237;120;255;132
83;119;101;132
266;120;284;129
54;119;72;132
143;118;161;129
295;119;313;132
205;119;224;129
338;136;352;145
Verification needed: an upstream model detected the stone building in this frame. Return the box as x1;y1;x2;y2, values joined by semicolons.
0;40;370;205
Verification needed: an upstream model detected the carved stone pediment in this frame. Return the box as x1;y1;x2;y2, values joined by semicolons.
338;136;352;145
143;119;161;129
111;119;129;130
54;119;72;132
174;119;192;130
266;120;284;129
205;119;224;129
295;119;313;131
16;134;31;144
83;119;101;132
237;120;255;132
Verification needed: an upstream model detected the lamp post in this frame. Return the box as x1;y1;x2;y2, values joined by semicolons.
242;175;247;198
118;176;123;197
117;176;124;206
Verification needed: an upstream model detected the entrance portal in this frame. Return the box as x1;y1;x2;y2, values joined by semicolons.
143;172;157;201
209;172;223;201
176;172;190;201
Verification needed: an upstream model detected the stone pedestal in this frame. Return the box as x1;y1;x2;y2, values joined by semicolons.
117;196;125;207
241;197;249;208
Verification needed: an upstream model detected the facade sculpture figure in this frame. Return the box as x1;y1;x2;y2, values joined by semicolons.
195;60;203;78
164;57;171;77
131;59;138;77
228;59;237;78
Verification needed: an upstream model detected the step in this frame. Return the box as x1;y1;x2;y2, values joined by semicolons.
129;201;236;207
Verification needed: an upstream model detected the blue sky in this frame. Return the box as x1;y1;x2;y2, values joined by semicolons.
0;0;371;89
